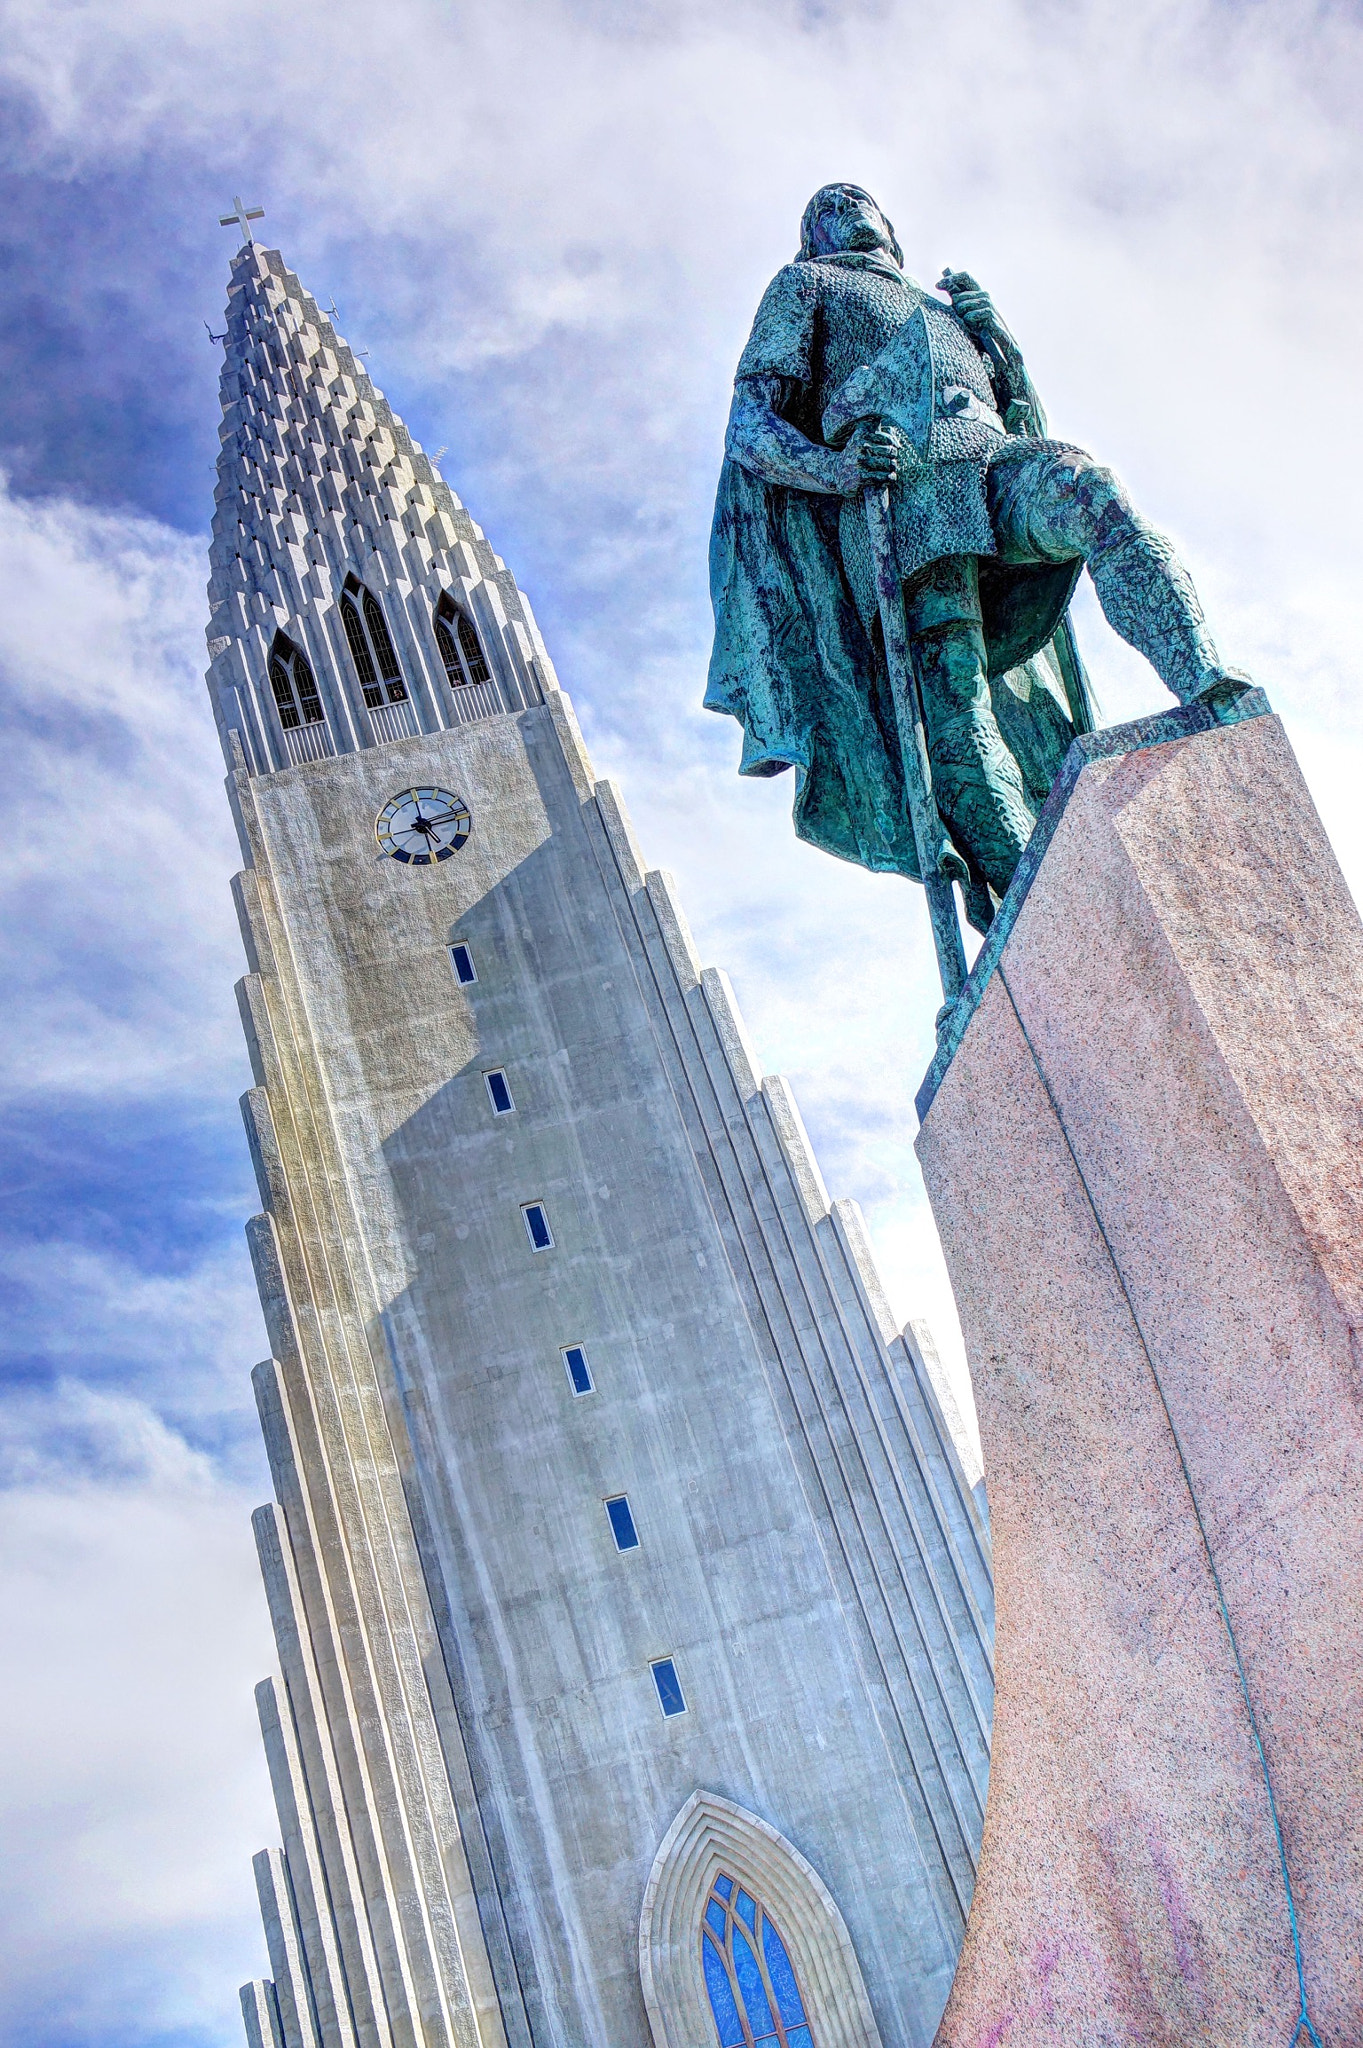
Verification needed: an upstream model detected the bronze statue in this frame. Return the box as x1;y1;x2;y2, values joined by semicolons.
707;183;1249;965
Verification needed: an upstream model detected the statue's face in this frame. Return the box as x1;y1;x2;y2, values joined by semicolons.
809;186;895;259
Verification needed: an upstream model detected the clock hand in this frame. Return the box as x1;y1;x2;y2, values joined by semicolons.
400;811;460;833
391;800;465;846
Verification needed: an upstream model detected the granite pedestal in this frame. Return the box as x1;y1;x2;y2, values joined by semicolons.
916;694;1363;2047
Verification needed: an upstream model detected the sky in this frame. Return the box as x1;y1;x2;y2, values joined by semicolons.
1;1;1361;2043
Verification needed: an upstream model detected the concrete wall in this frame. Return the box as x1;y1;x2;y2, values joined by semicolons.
231;690;992;2048
207;235;994;2048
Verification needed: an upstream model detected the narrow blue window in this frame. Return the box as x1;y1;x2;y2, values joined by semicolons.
762;1916;808;2030
485;1069;514;1114
604;1495;639;1550
521;1202;553;1250
650;1658;686;1717
562;1345;593;1395
731;1924;775;2041
449;943;477;985
703;1934;746;2048
700;1874;814;2048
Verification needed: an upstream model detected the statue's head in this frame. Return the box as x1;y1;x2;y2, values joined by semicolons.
798;184;903;267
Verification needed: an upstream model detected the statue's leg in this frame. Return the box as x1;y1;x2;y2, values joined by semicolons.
989;444;1226;703
905;555;1037;897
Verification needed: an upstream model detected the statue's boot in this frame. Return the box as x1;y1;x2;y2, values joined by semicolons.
1086;514;1229;704
905;557;1036;898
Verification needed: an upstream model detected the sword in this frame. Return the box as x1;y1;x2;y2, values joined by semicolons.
861;472;968;1020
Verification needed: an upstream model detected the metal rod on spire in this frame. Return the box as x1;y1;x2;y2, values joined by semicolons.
219;196;265;245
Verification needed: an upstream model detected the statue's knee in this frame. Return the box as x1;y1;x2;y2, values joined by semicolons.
1035;455;1134;556
1077;461;1139;540
1080;462;1133;516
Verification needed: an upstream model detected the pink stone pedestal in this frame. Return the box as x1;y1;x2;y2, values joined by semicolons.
915;695;1363;2048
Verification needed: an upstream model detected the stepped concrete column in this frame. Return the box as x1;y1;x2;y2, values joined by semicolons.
915;696;1363;2047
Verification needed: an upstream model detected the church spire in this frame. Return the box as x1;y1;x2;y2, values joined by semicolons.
204;240;554;775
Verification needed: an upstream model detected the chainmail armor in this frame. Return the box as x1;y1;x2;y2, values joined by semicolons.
735;256;1009;598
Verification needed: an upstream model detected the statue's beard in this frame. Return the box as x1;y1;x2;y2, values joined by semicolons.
813;247;904;278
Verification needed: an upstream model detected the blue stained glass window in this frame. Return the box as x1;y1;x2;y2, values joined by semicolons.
762;1919;807;2028
521;1202;553;1251
732;1926;775;2039
703;1934;747;2048
650;1658;686;1717
605;1495;639;1550
562;1345;593;1395
700;1875;814;2048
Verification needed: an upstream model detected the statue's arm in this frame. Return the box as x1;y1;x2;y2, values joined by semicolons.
939;269;1049;436
726;267;898;491
988;331;1049;437
720;374;859;493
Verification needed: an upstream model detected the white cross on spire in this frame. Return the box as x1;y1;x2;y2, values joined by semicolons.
219;196;265;245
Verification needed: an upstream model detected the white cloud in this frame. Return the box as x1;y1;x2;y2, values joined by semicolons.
0;1378;214;1488
0;482;249;1106
0;479;270;2043
0;1452;275;2047
0;1239;266;1440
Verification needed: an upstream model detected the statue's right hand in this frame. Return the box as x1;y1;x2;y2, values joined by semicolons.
836;422;903;496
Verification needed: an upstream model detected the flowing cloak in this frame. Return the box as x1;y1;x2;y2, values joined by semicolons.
704;256;1088;884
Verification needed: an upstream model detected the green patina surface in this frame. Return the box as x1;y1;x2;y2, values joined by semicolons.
707;184;1248;978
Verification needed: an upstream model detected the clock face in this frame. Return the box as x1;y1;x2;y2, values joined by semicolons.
376;786;472;866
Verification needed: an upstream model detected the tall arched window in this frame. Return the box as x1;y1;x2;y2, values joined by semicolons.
701;1876;814;2048
363;589;404;689
435;591;492;688
640;1792;881;2048
340;595;380;706
268;639;325;729
340;579;408;707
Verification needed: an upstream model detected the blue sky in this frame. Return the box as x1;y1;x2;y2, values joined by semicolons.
1;2;1362;2043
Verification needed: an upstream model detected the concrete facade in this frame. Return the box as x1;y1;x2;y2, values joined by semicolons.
207;238;994;2048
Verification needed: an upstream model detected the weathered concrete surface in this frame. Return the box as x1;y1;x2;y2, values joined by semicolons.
916;703;1363;2047
212;244;998;2048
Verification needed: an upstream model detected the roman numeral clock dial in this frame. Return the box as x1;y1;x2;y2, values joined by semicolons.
376;786;472;866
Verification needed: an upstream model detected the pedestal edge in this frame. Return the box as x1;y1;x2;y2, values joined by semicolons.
914;687;1273;1123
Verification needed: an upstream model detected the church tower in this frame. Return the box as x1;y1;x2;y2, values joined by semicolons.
206;228;994;2048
